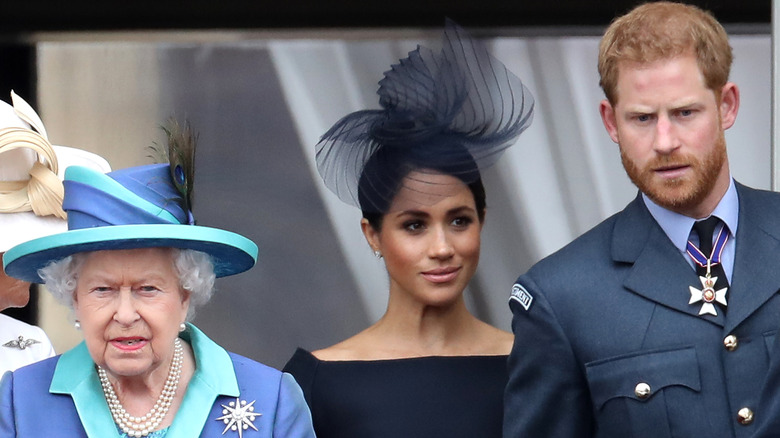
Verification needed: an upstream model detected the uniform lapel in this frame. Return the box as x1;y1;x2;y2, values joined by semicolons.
614;195;726;326
724;184;780;334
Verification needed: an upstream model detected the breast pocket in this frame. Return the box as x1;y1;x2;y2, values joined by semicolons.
585;346;701;438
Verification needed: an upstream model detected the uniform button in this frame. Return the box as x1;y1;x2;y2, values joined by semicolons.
737;407;754;425
634;382;651;399
724;335;738;351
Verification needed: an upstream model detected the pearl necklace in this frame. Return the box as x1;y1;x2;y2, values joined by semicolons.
98;338;183;438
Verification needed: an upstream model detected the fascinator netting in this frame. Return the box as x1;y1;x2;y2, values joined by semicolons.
315;19;535;213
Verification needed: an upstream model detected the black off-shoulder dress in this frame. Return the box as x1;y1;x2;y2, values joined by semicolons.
283;348;508;438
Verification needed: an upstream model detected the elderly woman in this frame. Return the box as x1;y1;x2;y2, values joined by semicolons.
283;22;534;437
0;126;315;437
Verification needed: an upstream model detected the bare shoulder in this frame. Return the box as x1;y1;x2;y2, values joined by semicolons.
474;321;514;355
311;330;376;361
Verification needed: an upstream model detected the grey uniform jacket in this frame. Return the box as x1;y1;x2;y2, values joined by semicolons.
504;182;780;438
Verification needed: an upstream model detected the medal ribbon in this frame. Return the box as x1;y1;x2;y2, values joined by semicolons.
686;223;729;269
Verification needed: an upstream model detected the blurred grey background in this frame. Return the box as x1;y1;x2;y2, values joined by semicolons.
0;1;772;369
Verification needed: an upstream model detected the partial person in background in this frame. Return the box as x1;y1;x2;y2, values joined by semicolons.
505;2;780;437
283;21;534;438
0;123;315;437
0;91;110;374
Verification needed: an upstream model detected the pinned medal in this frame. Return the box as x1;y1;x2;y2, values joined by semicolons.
2;335;41;350
216;397;261;437
689;275;728;316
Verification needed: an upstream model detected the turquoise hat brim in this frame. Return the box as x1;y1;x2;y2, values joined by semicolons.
3;224;258;283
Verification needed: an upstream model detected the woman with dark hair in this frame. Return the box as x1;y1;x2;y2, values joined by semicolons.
284;21;534;438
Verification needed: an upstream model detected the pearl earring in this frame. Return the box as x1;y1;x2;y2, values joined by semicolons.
74;321;81;330
179;323;186;332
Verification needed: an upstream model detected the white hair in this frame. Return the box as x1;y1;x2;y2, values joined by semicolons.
38;248;216;321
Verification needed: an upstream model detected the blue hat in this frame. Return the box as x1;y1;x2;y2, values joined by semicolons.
3;163;258;283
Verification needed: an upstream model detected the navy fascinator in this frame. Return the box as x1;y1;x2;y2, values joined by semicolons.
315;19;535;213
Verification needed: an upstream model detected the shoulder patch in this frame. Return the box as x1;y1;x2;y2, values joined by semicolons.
510;284;533;311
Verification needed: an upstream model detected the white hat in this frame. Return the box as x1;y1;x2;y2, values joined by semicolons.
0;91;110;252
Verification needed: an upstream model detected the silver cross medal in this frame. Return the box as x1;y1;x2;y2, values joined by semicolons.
689;261;727;316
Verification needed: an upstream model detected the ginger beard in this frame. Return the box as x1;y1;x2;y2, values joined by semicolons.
620;129;727;214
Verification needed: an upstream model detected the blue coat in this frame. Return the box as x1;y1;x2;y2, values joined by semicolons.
504;183;780;438
751;315;780;436
0;324;315;438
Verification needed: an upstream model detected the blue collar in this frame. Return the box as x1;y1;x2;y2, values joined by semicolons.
643;177;739;254
49;323;239;438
